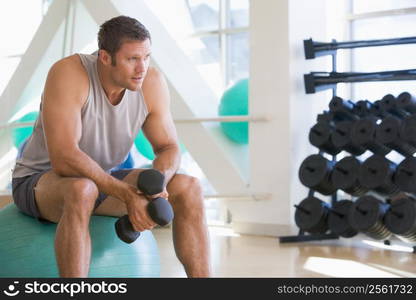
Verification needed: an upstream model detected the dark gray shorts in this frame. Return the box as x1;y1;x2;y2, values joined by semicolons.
11;169;132;222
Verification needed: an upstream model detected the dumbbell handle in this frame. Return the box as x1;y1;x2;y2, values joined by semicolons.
115;169;174;244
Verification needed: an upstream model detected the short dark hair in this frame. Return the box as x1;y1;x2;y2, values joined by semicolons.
98;15;151;65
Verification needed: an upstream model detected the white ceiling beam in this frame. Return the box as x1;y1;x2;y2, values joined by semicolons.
0;0;67;124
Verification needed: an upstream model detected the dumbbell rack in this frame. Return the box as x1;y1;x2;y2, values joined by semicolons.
279;36;416;248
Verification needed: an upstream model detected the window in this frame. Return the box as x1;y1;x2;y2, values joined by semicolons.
186;0;249;94
350;0;416;100
0;0;47;96
144;0;250;226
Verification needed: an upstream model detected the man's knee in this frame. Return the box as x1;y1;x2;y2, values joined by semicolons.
170;175;204;212
63;178;98;213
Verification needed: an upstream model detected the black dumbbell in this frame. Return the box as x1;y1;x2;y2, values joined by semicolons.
316;110;333;123
358;155;399;196
298;154;336;195
375;116;416;157
348;195;392;240
115;169;174;244
328;200;358;238
294;196;329;234
350;118;391;155
331;121;366;156
332;156;367;196
369;100;384;118
384;196;416;243
329;96;358;121
399;115;416;148
394;157;416;194
396;92;416;114
353;100;373;118
379;94;408;119
309;121;341;155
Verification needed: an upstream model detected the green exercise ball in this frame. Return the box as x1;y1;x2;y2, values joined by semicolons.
11;111;39;148
134;130;187;160
0;204;160;278
218;78;249;144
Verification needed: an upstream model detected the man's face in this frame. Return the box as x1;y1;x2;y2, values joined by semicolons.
109;39;151;91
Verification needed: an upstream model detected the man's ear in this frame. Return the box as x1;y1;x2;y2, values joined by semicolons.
98;49;112;66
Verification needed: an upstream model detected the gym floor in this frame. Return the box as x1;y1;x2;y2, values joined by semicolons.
2;197;415;278
154;226;416;277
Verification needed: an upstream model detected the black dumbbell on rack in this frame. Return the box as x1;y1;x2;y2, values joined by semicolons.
298;154;337;195
379;94;408;119
375;116;416;157
369;100;384;118
399;115;416;148
309;121;342;155
348;195;392;240
394;157;416;194
329;96;358;121
396;92;416;114
294;196;330;234
350;118;391;155
353;100;373;118
331;121;366;156
328;199;358;238
358;155;399;197
115;169;174;244
332;156;368;196
384;196;416;243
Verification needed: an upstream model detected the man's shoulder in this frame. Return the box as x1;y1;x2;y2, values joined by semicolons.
141;67;170;115
44;55;89;103
47;55;89;87
145;66;164;84
50;54;85;74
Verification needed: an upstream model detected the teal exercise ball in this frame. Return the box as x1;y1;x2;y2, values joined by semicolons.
11;111;39;149
0;204;160;278
218;78;249;144
134;130;187;160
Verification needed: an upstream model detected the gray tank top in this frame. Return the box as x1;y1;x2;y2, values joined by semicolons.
12;53;149;178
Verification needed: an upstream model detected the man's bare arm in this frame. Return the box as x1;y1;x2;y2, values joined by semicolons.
141;68;181;187
42;56;133;202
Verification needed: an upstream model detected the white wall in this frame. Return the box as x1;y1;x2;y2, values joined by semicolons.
227;0;351;236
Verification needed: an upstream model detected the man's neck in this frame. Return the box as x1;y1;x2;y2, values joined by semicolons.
97;61;125;105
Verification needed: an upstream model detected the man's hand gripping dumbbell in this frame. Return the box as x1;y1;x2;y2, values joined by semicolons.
115;169;174;243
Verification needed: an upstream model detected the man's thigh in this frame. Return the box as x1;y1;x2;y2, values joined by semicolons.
33;171;85;223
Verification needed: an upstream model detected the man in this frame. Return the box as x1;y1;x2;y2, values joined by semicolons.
12;15;211;278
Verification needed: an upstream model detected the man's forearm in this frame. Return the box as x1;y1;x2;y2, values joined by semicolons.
152;145;181;187
53;149;129;201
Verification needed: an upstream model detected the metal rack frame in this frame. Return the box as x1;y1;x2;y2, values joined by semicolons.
279;36;416;248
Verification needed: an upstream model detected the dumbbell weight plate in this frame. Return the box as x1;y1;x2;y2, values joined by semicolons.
309;122;340;155
376;116;400;145
353;100;372;117
298;154;336;195
295;197;329;234
397;92;416;113
385;197;416;235
328;200;358;238
359;155;396;191
400;115;416;146
349;196;387;232
394;157;416;193
351;118;391;155
331;121;366;156
332;156;362;193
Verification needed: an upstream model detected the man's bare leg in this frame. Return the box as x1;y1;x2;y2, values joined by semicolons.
94;170;211;277
34;171;98;277
166;175;211;277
